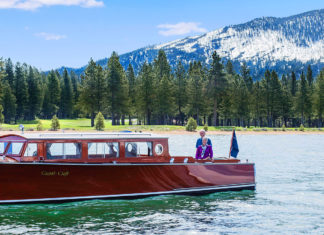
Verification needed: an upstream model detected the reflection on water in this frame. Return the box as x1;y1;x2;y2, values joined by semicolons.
0;134;324;234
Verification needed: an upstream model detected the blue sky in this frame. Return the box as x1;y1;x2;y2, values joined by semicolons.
0;0;323;70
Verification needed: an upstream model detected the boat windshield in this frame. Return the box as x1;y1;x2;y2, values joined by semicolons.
0;142;8;154
2;142;24;155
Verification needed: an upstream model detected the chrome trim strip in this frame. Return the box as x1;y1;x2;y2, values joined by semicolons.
0;184;255;204
0;162;255;166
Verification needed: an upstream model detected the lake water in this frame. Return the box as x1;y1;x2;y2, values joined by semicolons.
0;134;323;234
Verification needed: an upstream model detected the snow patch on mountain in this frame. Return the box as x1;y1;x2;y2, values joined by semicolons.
58;9;324;78
153;25;324;65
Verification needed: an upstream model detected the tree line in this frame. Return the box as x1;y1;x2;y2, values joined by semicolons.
0;50;324;128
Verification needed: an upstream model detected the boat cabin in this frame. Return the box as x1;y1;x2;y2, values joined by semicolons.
0;133;177;163
0;133;241;164
0;133;199;163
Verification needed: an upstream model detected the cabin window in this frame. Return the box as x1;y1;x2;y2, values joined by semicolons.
125;142;152;157
46;143;82;159
88;142;119;159
155;144;164;155
6;142;24;155
0;142;8;154
24;143;38;157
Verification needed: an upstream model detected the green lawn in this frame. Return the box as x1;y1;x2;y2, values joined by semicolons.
0;119;323;132
0;119;185;132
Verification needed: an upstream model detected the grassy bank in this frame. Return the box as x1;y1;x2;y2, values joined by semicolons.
1;119;324;133
0;119;183;132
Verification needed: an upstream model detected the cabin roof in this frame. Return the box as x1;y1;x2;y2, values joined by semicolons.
0;132;168;140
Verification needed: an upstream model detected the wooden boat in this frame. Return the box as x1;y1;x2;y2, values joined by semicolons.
0;133;255;204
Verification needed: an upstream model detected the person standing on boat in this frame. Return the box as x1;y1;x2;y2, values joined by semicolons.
195;137;213;159
196;130;212;148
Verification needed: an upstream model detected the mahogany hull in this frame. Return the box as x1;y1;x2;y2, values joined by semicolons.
0;162;255;204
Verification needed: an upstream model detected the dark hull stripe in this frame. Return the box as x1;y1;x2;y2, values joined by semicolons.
0;183;255;204
0;162;254;166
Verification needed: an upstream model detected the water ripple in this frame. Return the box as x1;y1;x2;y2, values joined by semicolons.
0;135;324;234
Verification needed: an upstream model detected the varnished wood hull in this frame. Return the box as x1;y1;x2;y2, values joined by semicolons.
0;162;255;204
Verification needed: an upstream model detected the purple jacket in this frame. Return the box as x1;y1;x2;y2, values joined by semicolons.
195;145;213;159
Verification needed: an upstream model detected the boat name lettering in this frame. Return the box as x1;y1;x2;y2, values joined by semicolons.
41;171;69;176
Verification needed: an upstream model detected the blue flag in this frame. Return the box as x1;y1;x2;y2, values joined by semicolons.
230;129;239;158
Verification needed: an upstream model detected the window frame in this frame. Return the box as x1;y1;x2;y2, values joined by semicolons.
87;142;120;159
23;143;38;157
124;141;153;158
46;142;82;160
0;141;9;155
1;141;25;156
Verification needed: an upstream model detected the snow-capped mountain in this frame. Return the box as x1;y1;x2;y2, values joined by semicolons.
63;9;324;78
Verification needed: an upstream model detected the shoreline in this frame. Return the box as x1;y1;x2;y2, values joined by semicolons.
1;130;324;136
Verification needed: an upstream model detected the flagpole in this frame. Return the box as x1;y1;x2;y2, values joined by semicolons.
228;128;234;158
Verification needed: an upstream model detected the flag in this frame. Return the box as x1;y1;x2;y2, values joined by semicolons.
229;129;239;158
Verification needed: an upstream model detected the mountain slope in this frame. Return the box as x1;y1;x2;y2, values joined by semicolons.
60;9;324;78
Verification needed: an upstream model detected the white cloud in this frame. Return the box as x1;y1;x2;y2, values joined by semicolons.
0;0;104;10
157;22;207;36
35;32;66;40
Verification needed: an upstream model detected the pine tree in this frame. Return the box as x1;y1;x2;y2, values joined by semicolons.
78;59;106;127
306;66;314;127
269;71;282;126
136;62;155;125
42;86;51;119
220;69;236;126
61;68;73;118
208;51;227;126
36;118;43;131
175;61;187;125
95;112;105;131
262;70;271;126
0;106;3;124
280;74;293;126
14;63;29;121
4;58;15;88
47;70;61;118
186;117;197;131
2;82;16;123
307;65;313;87
106;52;129;125
27;66;41;120
291;71;297;96
251;81;266;127
156;74;175;124
240;62;253;91
186;62;206;125
314;69;324;127
39;73;48;118
51;115;60;131
219;84;232;126
296;72;311;125
225;60;235;75
232;75;249;126
0;59;5;124
70;70;79;117
126;64;136;125
153;50;174;124
154;50;171;79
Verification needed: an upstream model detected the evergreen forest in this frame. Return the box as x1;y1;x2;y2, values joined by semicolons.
1;50;324;128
